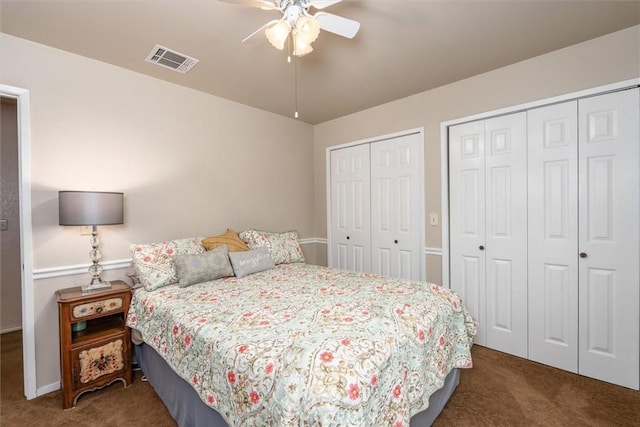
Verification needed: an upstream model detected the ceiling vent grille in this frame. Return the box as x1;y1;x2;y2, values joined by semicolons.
145;44;199;73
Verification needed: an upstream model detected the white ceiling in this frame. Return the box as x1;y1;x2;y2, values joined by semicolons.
1;0;638;124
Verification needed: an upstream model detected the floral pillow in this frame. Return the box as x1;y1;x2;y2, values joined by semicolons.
130;237;204;291
239;229;305;264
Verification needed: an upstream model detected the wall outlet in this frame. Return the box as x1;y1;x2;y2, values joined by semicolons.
80;226;93;236
429;213;439;226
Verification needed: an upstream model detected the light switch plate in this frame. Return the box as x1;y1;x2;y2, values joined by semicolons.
0;219;7;231
429;213;439;226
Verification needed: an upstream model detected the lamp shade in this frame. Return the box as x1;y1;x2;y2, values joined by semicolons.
59;191;124;226
265;20;291;50
295;15;320;44
293;34;313;56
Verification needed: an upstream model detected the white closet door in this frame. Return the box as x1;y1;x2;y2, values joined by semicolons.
370;133;423;280
449;120;487;346
578;88;639;390
330;144;371;273
484;113;528;358
527;101;579;372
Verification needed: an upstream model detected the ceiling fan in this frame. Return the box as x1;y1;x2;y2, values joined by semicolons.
223;0;360;56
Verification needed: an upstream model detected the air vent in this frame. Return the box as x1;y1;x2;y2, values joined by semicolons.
145;44;199;73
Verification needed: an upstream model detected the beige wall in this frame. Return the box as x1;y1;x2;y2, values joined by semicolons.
1;34;315;269
314;25;640;284
1;97;22;332
1;24;639;394
0;33;314;390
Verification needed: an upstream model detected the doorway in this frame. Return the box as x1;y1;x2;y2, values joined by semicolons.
1;96;22;334
0;85;35;400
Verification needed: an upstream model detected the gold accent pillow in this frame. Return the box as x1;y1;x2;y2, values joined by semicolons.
202;229;249;253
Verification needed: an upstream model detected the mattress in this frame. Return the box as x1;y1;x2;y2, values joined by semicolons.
127;263;475;426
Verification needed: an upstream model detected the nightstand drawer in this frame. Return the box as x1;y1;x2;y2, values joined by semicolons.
72;337;127;388
72;297;123;319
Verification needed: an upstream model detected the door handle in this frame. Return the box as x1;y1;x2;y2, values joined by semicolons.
579;252;587;258
479;245;485;251
346;236;350;240
394;240;398;244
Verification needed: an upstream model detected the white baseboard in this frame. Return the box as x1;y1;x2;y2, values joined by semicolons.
0;326;22;334
36;381;60;397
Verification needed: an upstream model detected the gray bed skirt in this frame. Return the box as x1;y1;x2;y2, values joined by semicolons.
135;343;459;427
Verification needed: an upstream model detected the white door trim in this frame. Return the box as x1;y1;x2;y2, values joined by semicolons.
326;127;425;280
440;78;640;289
1;84;36;399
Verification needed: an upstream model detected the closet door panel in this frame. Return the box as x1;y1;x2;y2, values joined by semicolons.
578;89;639;390
527;101;579;372
371;134;422;280
449;120;486;345
484;112;528;358
330;144;371;273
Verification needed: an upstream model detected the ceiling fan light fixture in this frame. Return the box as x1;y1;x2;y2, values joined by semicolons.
265;20;291;50
242;0;360;57
295;15;320;44
293;33;313;56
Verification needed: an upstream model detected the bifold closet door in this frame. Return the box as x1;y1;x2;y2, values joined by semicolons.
527;101;579;373
370;134;422;280
449;120;487;346
330;144;371;273
483;113;528;358
578;88;639;390
449;113;528;356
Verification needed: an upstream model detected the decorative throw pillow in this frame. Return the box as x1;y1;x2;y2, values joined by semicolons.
130;237;204;291
202;229;249;253
229;247;275;279
173;245;234;287
239;229;305;264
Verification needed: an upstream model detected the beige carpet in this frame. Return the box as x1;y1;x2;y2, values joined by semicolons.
2;331;639;426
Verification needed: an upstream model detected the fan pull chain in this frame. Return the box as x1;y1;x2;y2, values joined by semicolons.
288;34;299;119
294;55;299;119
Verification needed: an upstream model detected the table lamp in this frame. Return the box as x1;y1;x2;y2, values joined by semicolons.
58;191;124;294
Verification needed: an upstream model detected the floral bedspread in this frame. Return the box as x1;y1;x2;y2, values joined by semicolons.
127;263;476;426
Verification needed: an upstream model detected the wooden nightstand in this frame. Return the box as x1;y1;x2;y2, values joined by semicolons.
56;281;132;409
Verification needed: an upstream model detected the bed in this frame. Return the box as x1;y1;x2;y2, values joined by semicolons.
126;243;476;427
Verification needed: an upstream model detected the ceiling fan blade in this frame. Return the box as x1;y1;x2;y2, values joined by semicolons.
219;0;279;10
315;12;360;39
308;0;342;10
242;19;282;43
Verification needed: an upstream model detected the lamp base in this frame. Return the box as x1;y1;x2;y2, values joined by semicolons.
81;281;112;295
